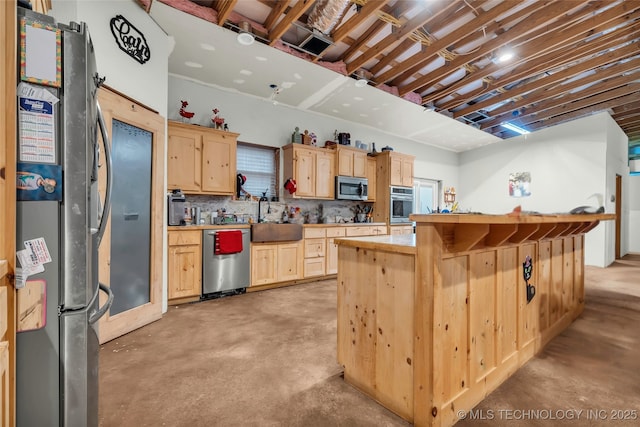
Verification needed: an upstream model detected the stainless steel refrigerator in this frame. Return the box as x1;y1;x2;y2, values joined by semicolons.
16;7;113;427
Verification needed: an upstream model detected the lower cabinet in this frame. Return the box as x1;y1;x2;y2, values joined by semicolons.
326;227;346;275
167;230;202;301
304;228;326;278
251;241;303;286
389;225;414;235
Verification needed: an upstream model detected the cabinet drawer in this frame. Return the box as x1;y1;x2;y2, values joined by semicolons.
304;238;325;258
168;230;201;246
346;226;378;237
326;227;346;238
304;258;326;278
304;227;326;239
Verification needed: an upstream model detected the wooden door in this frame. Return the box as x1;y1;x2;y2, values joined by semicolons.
294;147;315;197
0;1;16;424
390;155;402;186
278;242;303;281
401;156;414;187
353;151;367;178
315;151;335;198
366;157;376;201
168;231;202;300
167;123;201;192
251;244;277;286
97;88;164;344
615;174;621;259
337;149;353;176
201;131;235;194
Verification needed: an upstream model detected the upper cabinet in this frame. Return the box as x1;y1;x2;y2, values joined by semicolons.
283;144;335;200
167;120;238;195
388;152;415;187
332;145;367;178
366;157;376;202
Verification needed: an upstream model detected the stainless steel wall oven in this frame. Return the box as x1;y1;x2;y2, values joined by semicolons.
390;186;414;223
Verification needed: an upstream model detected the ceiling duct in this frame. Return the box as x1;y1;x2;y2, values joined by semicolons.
307;0;350;35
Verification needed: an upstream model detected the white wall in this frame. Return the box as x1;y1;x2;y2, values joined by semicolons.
168;75;460;192
628;176;640;253
459;113;624;267
605;113;630;259
51;0;169;114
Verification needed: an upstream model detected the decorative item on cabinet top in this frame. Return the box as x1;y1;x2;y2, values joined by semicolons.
179;100;195;122
211;108;226;130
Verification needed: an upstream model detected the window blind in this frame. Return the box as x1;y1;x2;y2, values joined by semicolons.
237;143;277;199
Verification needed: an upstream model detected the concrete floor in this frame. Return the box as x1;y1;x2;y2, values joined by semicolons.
99;255;640;426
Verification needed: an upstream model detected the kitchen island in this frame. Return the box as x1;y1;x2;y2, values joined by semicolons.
335;213;615;427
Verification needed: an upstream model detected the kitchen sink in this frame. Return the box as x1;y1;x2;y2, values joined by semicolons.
250;222;303;243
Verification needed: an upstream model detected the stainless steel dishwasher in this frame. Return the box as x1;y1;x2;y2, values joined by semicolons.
202;228;251;298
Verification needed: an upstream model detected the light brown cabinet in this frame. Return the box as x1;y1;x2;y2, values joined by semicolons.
303;228;326;278
167;120;238;195
366;157;377;201
167;230;202;301
389;225;414;235
326;227;346;275
251;241;304;286
333;145;367;178
283;144;335;199
389;152;414;187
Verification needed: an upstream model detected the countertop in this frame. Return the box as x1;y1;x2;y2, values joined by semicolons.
168;222;386;231
334;234;416;255
410;213;615;224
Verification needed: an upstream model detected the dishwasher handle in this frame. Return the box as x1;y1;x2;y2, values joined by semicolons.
207;230;249;236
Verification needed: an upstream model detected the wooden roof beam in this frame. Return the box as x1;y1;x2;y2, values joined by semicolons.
263;0;290;32
374;0;518;86
214;0;238;26
369;0;491;76
339;1;414;63
526;91;640;131
268;0;314;46
479;58;640;130
346;0;464;75
398;0;589;97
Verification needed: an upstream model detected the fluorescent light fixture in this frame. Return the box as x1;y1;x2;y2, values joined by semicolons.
498;51;514;62
501;122;530;135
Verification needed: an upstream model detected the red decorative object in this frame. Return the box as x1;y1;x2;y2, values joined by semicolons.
212;108;225;129
179;100;195;121
284;178;297;194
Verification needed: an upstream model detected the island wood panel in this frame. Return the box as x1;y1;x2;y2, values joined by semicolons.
518;243;539;355
337;245;415;420
496;248;518;364
550;239;564;325
563;237;575;315
537;241;552;331
574;236;585;310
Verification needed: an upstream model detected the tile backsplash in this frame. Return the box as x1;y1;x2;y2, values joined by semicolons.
184;194;374;224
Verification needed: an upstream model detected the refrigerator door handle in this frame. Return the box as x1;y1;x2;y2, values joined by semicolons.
89;283;114;325
96;100;113;247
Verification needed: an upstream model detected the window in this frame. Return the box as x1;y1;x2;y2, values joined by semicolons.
236;142;278;199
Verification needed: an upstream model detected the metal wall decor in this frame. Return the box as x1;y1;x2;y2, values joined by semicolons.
522;255;536;304
110;15;150;64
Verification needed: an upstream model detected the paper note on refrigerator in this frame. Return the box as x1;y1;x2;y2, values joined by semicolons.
23;237;52;265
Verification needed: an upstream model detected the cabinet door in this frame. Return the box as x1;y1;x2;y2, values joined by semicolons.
353;151;367;178
304;238;325;258
295;147;316;197
167;127;201;192
251;244;278;286
366;157;377;201
337;149;353;176
401;156;414;187
278;242;303;282
326;237;339;274
315;151;335;199
201;133;235;194
168;243;201;299
389;155;403;186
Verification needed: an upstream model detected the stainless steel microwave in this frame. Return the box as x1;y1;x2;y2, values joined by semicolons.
335;176;368;201
390;186;414;223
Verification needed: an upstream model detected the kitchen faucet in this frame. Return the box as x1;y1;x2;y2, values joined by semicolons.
258;191;269;223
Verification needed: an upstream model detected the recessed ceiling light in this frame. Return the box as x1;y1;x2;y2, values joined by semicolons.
237;32;255;46
355;78;368;88
240;69;252;76
256;56;267;61
185;61;203;68
200;43;215;51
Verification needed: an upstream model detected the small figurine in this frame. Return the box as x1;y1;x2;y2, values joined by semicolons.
212;108;225;129
310;132;317;146
179;100;195;122
292;127;302;144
